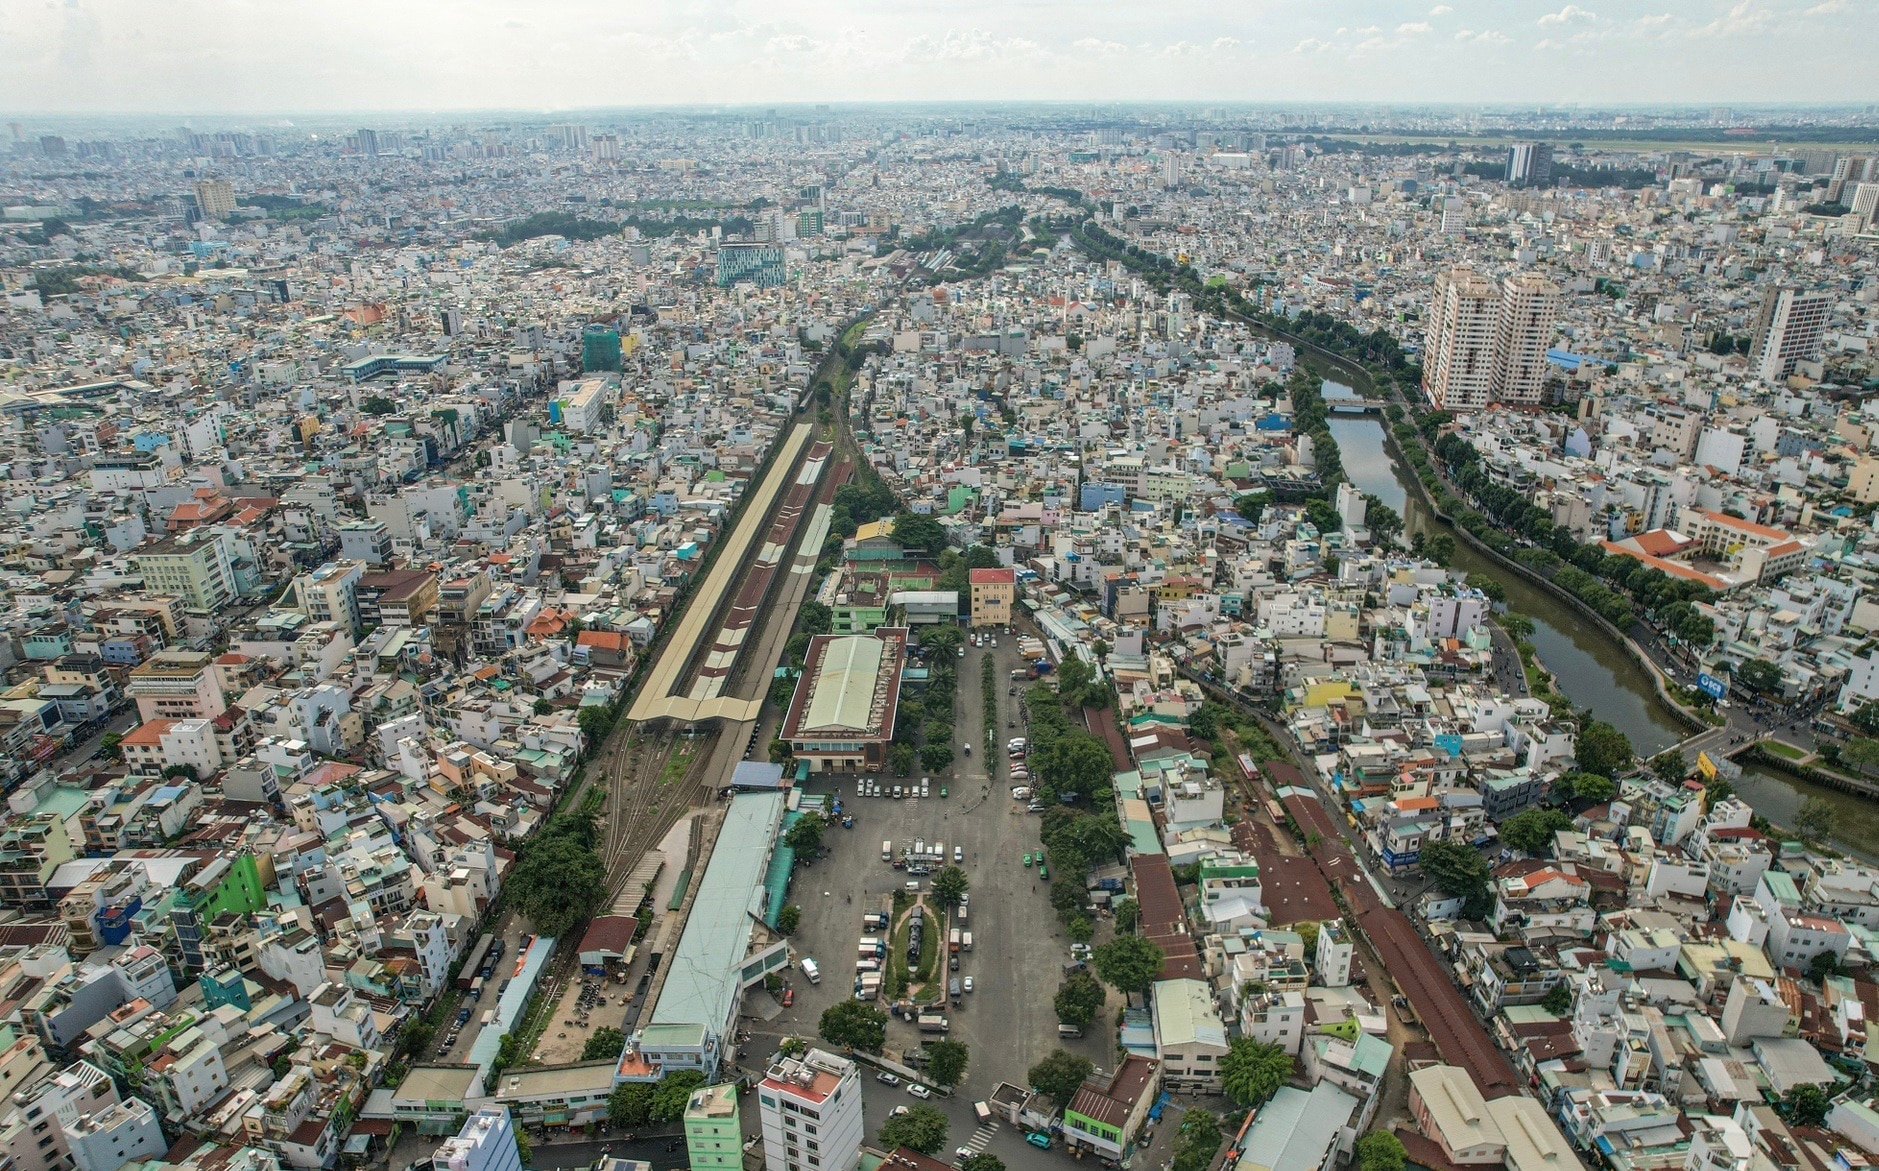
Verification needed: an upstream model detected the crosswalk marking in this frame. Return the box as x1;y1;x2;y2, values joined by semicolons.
963;1123;999;1152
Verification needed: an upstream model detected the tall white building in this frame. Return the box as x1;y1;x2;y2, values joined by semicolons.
1162;152;1183;190
435;1109;523;1171
1850;181;1879;229
1423;267;1500;411
1749;286;1831;383
757;1049;863;1171
1490;273;1562;405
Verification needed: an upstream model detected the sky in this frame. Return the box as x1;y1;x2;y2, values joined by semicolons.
1;0;1874;115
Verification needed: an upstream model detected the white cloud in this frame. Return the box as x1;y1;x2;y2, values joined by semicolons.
1688;1;1771;36
1429;4;1453;13
1291;36;1333;53
1455;28;1513;43
1533;37;1556;48
1072;37;1128;54
1538;5;1596;25
1397;21;1433;34
1805;0;1847;12
1211;36;1241;50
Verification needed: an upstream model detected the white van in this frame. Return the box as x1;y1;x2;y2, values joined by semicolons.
800;957;821;984
882;840;893;862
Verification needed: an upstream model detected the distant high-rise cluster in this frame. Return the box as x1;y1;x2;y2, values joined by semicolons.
1423;267;1561;411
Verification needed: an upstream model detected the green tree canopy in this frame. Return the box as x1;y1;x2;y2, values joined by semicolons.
1417;839;1494;919
1575;719;1634;779
608;1082;653;1126
960;1156;1007;1171
818;1000;888;1052
1028;1049;1095;1107
931;866;969;907
576;706;614;748
1564;772;1616;803
1500;807;1573;854
1054;971;1106;1027
925;1038;969;1087
650;1071;707;1121
1355;1131;1408;1171
1219;1038;1295;1108
1647;749;1686;783
1781;1083;1830;1127
582;1027;625;1061
1092;934;1165;997
878;1103;949;1154
1541;983;1574;1016
1737;658;1782;694
1172;1109;1223;1171
892;512;947;557
775;905;801;935
1793;796;1836;845
784;816;825;859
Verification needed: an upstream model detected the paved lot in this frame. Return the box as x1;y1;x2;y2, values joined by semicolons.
754;634;1116;1161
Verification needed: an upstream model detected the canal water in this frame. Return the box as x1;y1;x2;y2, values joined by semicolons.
1317;379;1879;852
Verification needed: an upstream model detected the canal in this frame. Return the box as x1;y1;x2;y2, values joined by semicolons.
1318;378;1879;852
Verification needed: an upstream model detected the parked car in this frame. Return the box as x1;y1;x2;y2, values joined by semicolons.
877;1072;901;1086
1026;1132;1053;1149
907;1084;933;1099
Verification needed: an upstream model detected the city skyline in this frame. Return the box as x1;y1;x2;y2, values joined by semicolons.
4;0;1877;116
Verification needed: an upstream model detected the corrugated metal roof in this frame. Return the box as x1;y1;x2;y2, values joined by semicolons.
802;636;885;732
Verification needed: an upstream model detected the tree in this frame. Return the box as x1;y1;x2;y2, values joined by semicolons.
533;698;553;715
1364;495;1404;547
1355;1131;1408;1171
608;1081;653;1127
1575;719;1634;779
1794;796;1836;845
919;743;955;771
768;738;793;764
1841;737;1879;777
1782;1083;1830;1128
1808;949;1842;983
960;1156;1007;1171
161;763;199;782
892;513;947;557
1425;533;1456;564
583;1027;625;1061
818;1000;888;1052
1566;772;1616;803
1219;1038;1294;1108
926;1038;969;1087
1055;971;1106;1027
931;866;969;908
1647;749;1686;783
1417;839;1494;919
1541;983;1574;1016
1293;919;1320;956
100;731;123;761
1850;701;1879;737
784;816;825;859
776;904;801;935
1113;896;1139;931
1737;658;1782;695
508;833;605;938
1037;734;1115;798
1235;492;1270;525
362;395;397;415
921;624;962;656
650;1071;707;1121
878;1103;949;1154
1028;1049;1094;1107
889;743;917;776
513;1131;532;1167
1065;913;1095;944
1171;1109;1223;1171
798;600;833;635
1092;934;1166;997
576;706;613;749
1500;808;1573;854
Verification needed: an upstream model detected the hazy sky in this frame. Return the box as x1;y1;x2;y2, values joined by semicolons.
2;0;1874;115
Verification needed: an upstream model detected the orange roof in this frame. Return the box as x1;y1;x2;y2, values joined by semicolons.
969;567;1015;584
120;720;175;747
576;630;628;652
1631;530;1693;557
1395;796;1440;812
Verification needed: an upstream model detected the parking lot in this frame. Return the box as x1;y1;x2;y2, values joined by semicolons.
760;631;1117;1163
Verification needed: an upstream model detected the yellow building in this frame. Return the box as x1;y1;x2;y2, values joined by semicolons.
969;567;1015;628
